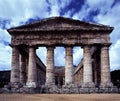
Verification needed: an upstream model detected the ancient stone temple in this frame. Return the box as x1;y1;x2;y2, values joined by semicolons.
6;16;118;93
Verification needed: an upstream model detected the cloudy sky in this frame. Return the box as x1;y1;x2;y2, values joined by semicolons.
0;0;120;71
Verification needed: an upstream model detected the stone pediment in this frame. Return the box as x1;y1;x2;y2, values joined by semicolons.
8;16;113;33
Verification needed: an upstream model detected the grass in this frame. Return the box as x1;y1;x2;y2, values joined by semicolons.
0;94;120;101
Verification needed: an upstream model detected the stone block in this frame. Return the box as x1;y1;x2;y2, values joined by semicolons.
79;88;89;94
69;87;79;94
89;88;96;93
0;88;9;94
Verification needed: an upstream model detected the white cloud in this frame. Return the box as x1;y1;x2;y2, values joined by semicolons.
48;0;61;16
0;0;50;27
87;0;114;10
72;4;89;20
0;42;12;70
88;1;120;70
72;0;115;21
36;47;47;65
0;0;73;27
54;47;65;66
0;28;11;70
63;9;73;18
48;0;72;17
110;40;120;70
93;2;120;43
93;1;120;26
73;47;83;66
0;29;11;42
0;0;120;71
0;0;73;70
72;0;120;70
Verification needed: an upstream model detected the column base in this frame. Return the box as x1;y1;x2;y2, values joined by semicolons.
45;82;55;88
81;82;95;88
10;82;23;88
26;82;37;88
100;82;113;88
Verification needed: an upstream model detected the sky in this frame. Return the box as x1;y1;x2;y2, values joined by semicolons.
0;0;120;71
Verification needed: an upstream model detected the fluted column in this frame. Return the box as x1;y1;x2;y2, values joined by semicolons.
100;45;113;87
45;47;55;86
10;46;20;84
20;54;26;84
26;47;37;88
65;47;74;85
82;46;94;87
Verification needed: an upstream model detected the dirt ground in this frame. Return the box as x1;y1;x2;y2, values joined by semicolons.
0;94;120;101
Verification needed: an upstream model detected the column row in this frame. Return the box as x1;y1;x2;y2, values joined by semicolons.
10;46;37;87
10;46;75;87
10;45;113;88
82;45;113;88
45;46;74;86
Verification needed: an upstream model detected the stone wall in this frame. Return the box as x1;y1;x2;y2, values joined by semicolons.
74;67;83;86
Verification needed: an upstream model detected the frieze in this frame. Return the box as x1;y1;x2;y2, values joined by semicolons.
11;32;110;46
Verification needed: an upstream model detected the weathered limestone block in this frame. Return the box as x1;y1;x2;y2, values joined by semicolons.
10;47;20;86
80;88;89;94
82;46;95;87
65;47;74;85
45;47;55;86
61;86;70;94
26;47;37;88
100;45;113;88
0;88;10;94
69;85;79;94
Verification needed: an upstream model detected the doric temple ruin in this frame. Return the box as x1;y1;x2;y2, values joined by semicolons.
6;17;119;93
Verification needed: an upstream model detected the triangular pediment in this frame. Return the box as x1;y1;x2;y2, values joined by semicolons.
8;16;113;33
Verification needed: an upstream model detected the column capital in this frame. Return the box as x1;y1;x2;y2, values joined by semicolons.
46;46;55;49
10;45;19;49
29;45;38;49
46;45;56;48
81;44;92;49
101;43;111;47
64;46;73;48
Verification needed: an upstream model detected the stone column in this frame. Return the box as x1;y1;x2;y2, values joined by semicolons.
65;47;74;85
26;47;37;88
10;46;20;85
45;47;55;86
100;45;113;87
20;54;26;84
82;46;94;87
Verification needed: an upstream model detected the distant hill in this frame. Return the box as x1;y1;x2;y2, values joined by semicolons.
0;69;120;88
0;70;10;88
111;70;120;88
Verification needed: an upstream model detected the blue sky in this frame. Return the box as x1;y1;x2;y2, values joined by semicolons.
0;0;120;71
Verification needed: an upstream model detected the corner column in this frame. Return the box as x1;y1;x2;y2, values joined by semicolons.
45;47;55;86
26;47;37;88
65;46;74;85
100;45;113;87
10;46;20;85
82;46;94;87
